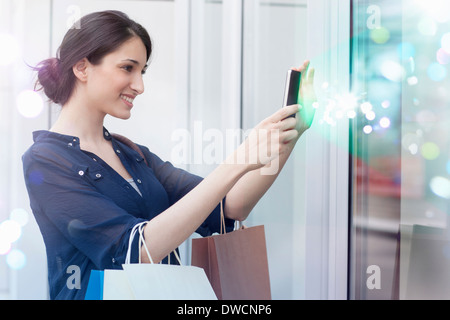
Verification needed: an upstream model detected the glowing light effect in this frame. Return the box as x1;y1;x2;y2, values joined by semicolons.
379;117;391;128
371;27;390;44
415;0;450;22
10;208;29;227
337;93;358;111
0;241;11;255
408;144;418;155
381;100;391;109
441;33;450;53
365;111;376;121
416;109;436;125
6;249;26;270
427;62;447;82
436;48;450;65
381;60;405;82
402;133;420;154
347;110;357;119
421;142;440;160
16;90;44;119
0;220;21;244
417;17;437;36
0;34;20;66
429;176;450;199
360;102;373;114
407;76;418;86
397;42;415;60
363;125;373;134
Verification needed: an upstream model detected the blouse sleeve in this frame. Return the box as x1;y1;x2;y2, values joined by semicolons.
138;145;235;236
22;144;146;270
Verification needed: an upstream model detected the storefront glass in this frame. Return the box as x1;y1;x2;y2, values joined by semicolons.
350;0;450;299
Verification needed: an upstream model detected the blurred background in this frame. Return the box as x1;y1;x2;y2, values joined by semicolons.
0;0;449;300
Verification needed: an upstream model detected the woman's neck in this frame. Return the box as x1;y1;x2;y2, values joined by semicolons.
50;97;107;147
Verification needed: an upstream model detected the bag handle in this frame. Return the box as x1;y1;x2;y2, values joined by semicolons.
220;200;226;235
219;200;242;235
125;221;182;265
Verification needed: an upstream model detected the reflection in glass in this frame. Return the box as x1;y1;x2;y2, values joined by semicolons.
350;0;450;300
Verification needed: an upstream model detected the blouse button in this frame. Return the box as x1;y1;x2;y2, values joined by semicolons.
137;179;142;184
116;149;121;154
68;142;73;147
78;170;84;176
95;173;102;178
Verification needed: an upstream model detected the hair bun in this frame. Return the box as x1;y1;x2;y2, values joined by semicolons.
35;57;62;104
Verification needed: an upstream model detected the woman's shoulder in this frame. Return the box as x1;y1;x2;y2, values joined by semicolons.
22;130;79;169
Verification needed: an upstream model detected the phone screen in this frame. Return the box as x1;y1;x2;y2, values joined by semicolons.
282;69;301;107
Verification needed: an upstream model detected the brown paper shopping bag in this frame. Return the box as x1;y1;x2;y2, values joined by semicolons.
191;202;271;300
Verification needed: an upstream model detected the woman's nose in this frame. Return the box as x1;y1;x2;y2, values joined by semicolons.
131;74;145;95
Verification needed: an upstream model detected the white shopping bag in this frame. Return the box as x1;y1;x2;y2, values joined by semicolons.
103;222;217;300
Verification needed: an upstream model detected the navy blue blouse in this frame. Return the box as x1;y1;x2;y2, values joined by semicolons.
22;127;234;300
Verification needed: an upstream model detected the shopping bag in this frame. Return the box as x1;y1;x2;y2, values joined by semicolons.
88;222;217;300
85;270;104;300
191;203;271;300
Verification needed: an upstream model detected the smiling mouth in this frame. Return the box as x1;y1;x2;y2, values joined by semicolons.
120;95;135;107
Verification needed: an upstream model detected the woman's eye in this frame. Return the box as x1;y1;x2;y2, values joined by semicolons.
122;65;133;72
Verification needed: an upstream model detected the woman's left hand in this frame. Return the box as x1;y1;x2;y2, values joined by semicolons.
292;60;316;135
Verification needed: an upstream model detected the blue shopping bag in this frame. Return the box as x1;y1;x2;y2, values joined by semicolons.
85;270;104;300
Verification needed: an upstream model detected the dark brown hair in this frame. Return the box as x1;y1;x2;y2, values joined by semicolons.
34;10;152;105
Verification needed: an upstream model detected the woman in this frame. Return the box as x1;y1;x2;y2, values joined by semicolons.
22;10;315;300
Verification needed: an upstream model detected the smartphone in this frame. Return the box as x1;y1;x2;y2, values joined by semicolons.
282;69;301;118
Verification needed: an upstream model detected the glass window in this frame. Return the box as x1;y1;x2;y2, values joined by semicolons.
350;0;450;299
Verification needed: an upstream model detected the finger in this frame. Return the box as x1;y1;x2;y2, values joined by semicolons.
292;60;309;73
307;67;315;84
301;61;310;85
280;129;299;143
272;104;299;123
276;116;297;131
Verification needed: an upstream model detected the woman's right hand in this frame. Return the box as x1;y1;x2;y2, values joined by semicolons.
225;104;300;173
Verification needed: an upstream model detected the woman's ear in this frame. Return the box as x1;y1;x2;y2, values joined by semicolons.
72;58;90;82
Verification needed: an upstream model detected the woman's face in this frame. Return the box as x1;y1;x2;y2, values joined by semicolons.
84;36;148;120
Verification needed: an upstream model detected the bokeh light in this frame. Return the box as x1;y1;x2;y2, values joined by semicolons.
407;76;418;86
436;48;450;65
363;125;373;134
429;176;450;199
421;142;440;160
0;219;22;244
402;133;421;154
10;208;29;227
381;100;391;109
6;249;26;270
360;102;373;114
371;27;390;44
441;32;450;53
0;241;11;256
0;33;20;66
417;17;437;36
16;90;44;119
381;60;405;82
397;42;415;60
427;62;447;81
379;117;391;128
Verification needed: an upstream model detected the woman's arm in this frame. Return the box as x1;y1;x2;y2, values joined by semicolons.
225;61;316;221
141;104;301;263
223;136;298;221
